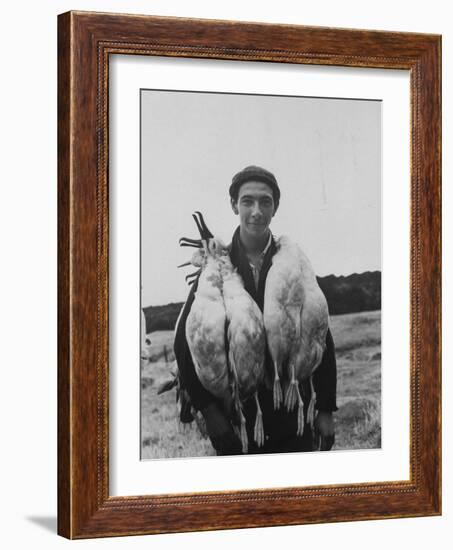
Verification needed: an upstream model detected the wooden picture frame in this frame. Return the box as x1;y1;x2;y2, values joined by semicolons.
58;10;441;539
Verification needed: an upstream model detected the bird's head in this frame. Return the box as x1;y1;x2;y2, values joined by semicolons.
177;248;205;269
178;212;226;285
206;236;229;258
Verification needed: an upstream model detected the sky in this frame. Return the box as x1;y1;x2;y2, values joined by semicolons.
141;90;381;307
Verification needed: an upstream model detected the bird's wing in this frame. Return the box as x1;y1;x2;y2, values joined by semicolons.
186;300;229;390
229;322;265;395
291;287;329;379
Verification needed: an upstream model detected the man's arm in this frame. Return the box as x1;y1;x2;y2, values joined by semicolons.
313;328;338;412
312;328;337;450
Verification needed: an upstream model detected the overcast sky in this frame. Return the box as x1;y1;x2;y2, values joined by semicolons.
141;90;381;307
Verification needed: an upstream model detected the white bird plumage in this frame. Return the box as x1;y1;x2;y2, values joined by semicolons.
219;253;266;452
181;213;266;452
185;241;232;416
263;235;329;435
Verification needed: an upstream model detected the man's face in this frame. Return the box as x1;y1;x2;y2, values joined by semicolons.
231;181;277;239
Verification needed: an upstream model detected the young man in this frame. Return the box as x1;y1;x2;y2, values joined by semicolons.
174;166;337;455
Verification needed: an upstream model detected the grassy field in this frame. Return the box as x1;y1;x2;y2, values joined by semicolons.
141;310;381;459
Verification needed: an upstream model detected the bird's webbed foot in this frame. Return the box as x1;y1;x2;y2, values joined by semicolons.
284;365;305;436
238;407;248;454
296;397;305;437
306;377;317;430
284;369;299;412
254;393;265;448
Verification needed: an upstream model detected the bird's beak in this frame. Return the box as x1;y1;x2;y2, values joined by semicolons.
185;269;201;284
179;237;202;248
192;211;214;251
177;261;192;268
192;211;214;239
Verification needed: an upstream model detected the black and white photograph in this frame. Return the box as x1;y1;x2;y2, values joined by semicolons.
140;89;382;459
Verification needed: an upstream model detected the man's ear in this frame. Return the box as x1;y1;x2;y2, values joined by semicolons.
231;197;239;215
272;203;278;216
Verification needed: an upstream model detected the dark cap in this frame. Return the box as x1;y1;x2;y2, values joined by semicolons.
229;165;280;208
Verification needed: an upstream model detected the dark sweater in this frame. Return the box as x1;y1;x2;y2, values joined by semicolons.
173;228;337;452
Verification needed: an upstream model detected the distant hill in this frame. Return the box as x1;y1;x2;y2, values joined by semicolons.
143;302;185;334
317;271;381;316
143;271;381;334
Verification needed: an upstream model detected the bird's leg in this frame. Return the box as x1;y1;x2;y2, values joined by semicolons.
284;363;298;412
254;392;265;448
273;361;283;410
307;376;317;431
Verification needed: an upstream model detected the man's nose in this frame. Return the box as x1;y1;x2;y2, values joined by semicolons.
251;202;262;217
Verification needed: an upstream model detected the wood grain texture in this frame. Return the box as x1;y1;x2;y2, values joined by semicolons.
57;10;441;539
57;10;72;538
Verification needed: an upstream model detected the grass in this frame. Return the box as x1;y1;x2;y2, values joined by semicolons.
141;360;214;458
141;309;381;458
329;310;381;450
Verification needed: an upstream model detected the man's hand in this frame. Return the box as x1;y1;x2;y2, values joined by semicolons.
201;402;242;455
314;410;335;451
